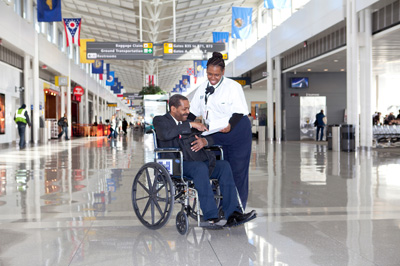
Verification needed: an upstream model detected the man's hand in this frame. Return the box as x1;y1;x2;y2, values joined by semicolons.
219;123;231;133
190;122;208;132
191;135;207;152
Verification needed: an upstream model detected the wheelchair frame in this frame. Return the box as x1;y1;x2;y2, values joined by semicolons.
131;129;226;235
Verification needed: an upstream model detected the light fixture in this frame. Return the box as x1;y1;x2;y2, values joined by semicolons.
333;59;339;62
307;69;312;71
324;69;328;71
340;69;345;71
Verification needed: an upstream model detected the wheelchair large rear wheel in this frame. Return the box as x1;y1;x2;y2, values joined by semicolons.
132;162;174;230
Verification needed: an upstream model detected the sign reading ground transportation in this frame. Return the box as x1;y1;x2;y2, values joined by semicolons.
87;42;153;60
163;42;227;60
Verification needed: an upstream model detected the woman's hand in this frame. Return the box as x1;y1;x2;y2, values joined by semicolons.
190;135;207;152
219;123;231;133
190;122;208;132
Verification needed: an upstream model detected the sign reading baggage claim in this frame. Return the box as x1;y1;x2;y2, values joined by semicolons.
163;42;227;60
87;42;153;60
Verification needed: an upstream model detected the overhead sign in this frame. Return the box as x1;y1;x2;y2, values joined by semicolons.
87;42;153;60
73;86;84;96
229;77;251;86
163;42;227;60
123;93;143;100
55;76;68;86
107;102;118;107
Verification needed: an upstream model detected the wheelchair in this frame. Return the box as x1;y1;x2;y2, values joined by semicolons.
131;129;237;235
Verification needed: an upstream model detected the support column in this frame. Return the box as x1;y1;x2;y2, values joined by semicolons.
266;34;274;142
274;55;282;142
67;59;72;138
32;32;40;144
359;8;373;150
96;86;99;123
24;55;32;144
346;0;360;149
85;64;89;124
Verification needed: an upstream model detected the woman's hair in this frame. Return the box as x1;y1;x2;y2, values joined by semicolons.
207;52;225;70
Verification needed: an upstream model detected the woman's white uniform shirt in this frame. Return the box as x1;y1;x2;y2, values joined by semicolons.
190;77;249;124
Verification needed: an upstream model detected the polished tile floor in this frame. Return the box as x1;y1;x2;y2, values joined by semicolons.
1;133;400;266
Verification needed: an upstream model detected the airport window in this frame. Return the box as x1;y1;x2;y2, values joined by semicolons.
33;7;40;33
22;0;28;19
57;29;63;51
47;23;53;43
14;0;22;17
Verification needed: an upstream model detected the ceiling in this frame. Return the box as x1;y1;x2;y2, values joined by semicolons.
61;0;261;93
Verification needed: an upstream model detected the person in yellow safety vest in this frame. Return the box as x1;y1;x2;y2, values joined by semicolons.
14;104;31;150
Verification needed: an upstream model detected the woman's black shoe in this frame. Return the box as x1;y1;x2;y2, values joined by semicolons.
224;210;256;228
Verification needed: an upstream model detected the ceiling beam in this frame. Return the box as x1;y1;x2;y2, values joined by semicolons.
159;0;245;21
62;7;145;32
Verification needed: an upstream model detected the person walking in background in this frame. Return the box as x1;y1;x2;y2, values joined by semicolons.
108;115;117;139
122;118;128;135
58;113;69;140
315;110;326;141
14;104;31;149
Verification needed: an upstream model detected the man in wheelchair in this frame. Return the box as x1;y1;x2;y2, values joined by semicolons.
153;94;256;229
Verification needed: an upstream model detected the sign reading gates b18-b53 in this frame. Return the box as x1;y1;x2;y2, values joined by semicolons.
163;42;227;60
87;42;153;60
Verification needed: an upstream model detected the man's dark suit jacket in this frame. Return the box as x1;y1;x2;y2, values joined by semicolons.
153;113;214;160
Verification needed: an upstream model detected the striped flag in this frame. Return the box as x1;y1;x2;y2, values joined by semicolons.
63;18;81;46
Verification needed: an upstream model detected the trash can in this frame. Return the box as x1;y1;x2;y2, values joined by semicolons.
258;126;266;141
327;125;333;150
332;125;341;151
341;124;355;152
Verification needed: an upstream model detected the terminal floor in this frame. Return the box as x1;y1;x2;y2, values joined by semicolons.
0;134;400;266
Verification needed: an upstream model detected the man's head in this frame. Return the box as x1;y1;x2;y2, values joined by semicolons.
320;110;324;113
64;113;67;117
206;52;225;86
169;94;190;122
21;104;26;109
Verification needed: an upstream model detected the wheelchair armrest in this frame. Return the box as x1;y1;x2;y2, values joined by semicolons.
204;145;223;151
154;147;181;152
145;129;154;134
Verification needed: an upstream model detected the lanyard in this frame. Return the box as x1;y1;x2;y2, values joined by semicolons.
204;77;224;120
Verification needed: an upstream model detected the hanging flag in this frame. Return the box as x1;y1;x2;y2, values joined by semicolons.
80;39;95;63
232;7;252;39
106;63;111;79
37;0;62;22
213;32;229;43
92;60;104;74
187;68;194;76
194;60;207;78
106;71;115;86
264;0;291;9
63;18;82;47
182;75;190;89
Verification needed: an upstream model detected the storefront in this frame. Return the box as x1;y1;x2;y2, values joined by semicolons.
43;82;61;139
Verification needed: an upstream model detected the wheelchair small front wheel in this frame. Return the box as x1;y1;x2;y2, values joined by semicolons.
176;210;189;235
132;162;174;230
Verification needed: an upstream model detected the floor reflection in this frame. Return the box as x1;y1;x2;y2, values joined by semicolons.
0;136;400;265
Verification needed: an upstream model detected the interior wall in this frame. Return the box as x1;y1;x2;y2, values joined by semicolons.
282;72;347;141
0;62;22;144
376;73;400;115
244;86;267;114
